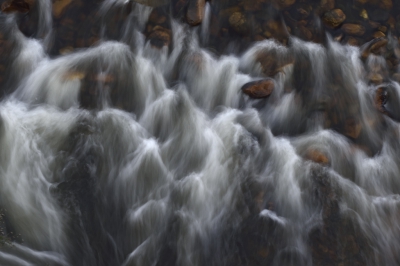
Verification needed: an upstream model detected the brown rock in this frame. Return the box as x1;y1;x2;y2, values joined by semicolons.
347;37;359;46
344;118;362;139
59;46;74;55
370;38;387;54
375;86;388;114
241;79;275;98
341;24;365;36
392;73;400;83
52;0;72;18
379;0;392;9
186;0;205;26
1;0;31;13
305;149;329;165
62;71;86;81
148;10;167;24
322;9;346;28
319;0;334;11
148;26;171;48
359;9;368;19
372;31;385;38
229;12;248;33
272;0;296;9
255;50;294;77
369;73;383;85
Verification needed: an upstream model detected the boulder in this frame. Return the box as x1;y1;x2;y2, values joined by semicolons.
148;26;171;48
341;24;365;36
272;0;296;9
52;0;72;18
186;0;205;26
322;9;346;28
305;149;329;165
241;79;275;98
229;12;248;34
1;0;31;13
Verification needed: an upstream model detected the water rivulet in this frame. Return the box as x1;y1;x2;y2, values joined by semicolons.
1;1;400;266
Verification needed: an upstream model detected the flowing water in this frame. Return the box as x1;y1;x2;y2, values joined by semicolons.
1;1;400;266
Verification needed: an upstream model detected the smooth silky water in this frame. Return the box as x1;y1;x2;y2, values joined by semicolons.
1;1;400;265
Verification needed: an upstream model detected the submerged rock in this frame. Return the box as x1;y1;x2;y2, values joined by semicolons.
322;9;346;28
1;0;31;13
186;0;205;26
241;79;275;98
341;24;366;36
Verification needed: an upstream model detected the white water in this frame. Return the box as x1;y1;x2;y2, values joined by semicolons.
1;1;400;266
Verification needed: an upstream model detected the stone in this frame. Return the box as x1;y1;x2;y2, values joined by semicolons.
341;24;365;36
370;38;387;54
148;26;171;48
359;9;368;19
272;0;296;9
62;71;86;81
369;73;383;85
59;46;74;55
52;0;72;18
229;12;248;34
241;79;275;98
344;118;362;139
379;0;393;10
1;0;31;13
186;0;205;26
305;149;329;165
375;86;388;114
319;0;335;11
372;31;385;38
346;37;359;46
322;9;346;28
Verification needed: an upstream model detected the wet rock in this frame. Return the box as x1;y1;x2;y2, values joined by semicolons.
322;9;346;28
359;9;368;19
361;37;388;59
241;79;275;98
375;86;388;114
372;31;385;38
229;12;248;34
255;50;292;77
344;118;362;139
319;0;335;12
379;0;393;10
148;9;167;24
369;73;383;85
1;0;31;13
272;0;296;9
52;0;72;18
186;0;205;26
346;37;359;46
305;149;329;165
62;71;86;81
148;26;171;48
262;19;289;44
370;38;388;54
341;24;365;36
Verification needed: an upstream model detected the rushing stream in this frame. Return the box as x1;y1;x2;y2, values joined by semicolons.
1;1;400;266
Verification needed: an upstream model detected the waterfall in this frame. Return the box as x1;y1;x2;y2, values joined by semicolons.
1;0;400;265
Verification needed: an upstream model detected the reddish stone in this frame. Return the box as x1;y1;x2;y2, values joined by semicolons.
241;79;275;98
